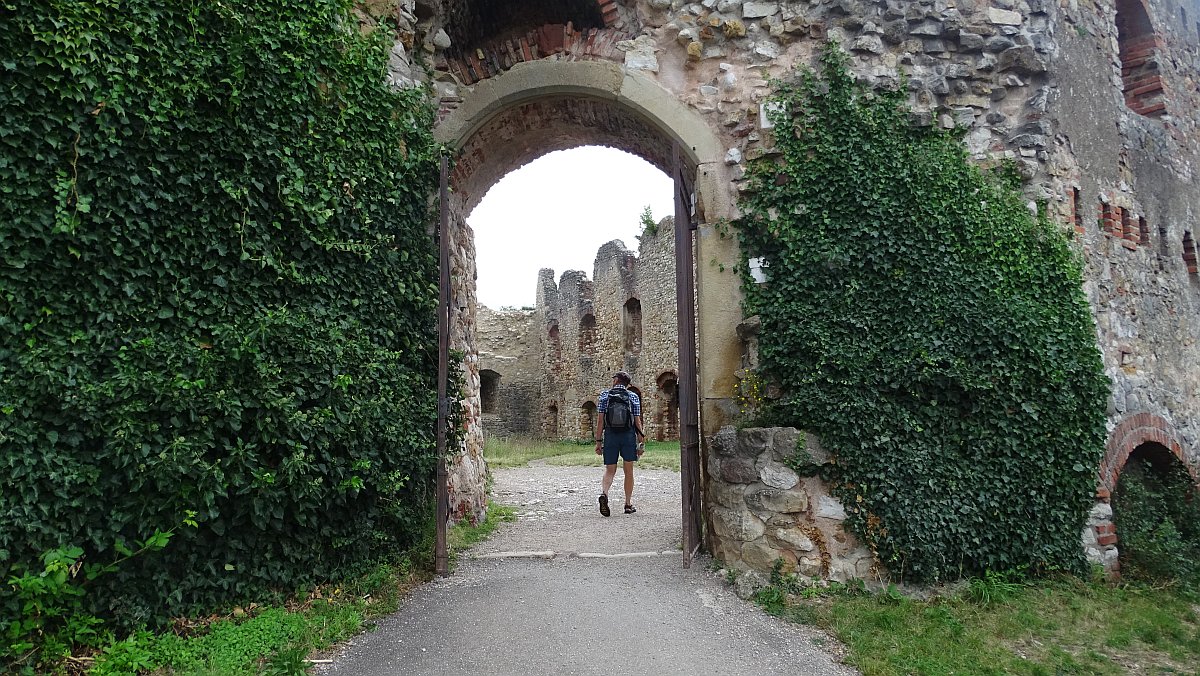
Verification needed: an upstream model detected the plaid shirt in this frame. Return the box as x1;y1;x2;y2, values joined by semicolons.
597;385;641;416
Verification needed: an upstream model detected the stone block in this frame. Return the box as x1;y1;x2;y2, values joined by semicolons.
768;526;816;552
769;427;800;462
798;556;822;577
758;461;800;489
710;425;739;456
816;495;847;521
738;427;775;457
710;505;767;541
709;480;748;508
741;541;785;571
746;484;809;513
733;570;768;599
987;8;1022;26
998;45;1047;74
742;2;779;19
720;457;759;483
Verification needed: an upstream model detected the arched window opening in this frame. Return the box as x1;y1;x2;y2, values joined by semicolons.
622;298;643;356
1116;0;1166;117
479;369;501;414
1184;231;1198;275
545;403;559;439
1112;442;1200;583
578;313;598;354
655;371;679;441
548;322;562;362
580;401;597;440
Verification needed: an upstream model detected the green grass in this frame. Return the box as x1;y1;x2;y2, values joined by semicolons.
86;505;516;675
761;575;1200;675
484;437;681;471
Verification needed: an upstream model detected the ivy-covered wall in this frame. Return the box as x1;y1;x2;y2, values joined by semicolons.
0;0;440;625
738;48;1111;583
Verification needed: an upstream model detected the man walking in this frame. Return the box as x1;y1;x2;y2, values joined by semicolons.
594;371;645;517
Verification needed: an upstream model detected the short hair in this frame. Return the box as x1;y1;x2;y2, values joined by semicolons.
613;370;632;385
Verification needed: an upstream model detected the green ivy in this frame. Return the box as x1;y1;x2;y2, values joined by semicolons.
738;46;1109;582
1113;457;1200;586
0;0;440;635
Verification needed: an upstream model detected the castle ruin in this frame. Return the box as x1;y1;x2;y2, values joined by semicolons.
477;219;681;442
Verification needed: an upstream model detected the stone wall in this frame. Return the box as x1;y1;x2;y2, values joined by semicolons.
367;0;1200;570
477;218;680;441
476;305;541;437
707;426;877;583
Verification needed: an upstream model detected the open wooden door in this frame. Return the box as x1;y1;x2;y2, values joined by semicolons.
674;148;703;567
434;155;451;577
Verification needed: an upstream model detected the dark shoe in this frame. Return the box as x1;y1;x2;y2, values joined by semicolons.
598;494;610;517
624;504;636;514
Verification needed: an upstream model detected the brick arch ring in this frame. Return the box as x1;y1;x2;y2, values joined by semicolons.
1098;412;1199;496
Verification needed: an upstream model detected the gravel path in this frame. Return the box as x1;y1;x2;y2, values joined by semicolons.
318;463;855;676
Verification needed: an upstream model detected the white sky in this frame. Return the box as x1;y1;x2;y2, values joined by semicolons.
468;146;674;309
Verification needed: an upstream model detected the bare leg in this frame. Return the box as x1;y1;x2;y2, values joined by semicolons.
623;461;635;505
602;463;618;495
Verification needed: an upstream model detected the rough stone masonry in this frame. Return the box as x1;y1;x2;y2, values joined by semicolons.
358;0;1200;580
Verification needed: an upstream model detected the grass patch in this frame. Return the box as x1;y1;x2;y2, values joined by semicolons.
449;503;516;558
485;437;681;472
84;506;516;675
760;574;1200;675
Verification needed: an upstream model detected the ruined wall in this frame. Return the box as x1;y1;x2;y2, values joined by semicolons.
376;0;1200;575
476;305;541;437
478;219;680;441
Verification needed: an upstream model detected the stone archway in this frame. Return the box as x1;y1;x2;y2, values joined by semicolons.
433;59;741;525
1084;413;1198;577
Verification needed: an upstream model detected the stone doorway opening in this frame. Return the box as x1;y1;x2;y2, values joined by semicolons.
433;57;731;566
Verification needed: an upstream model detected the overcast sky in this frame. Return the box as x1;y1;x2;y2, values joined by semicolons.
468;147;674;309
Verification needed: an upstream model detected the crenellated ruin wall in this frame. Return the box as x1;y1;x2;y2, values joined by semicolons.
478;218;681;442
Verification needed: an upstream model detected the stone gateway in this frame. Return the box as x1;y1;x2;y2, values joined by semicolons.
370;0;1200;580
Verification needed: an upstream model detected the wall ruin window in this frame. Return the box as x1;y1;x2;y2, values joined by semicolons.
578;313;598;354
1071;187;1083;234
546;403;559;439
655;371;679;441
1116;0;1167;117
580;401;597;440
480;369;501;414
1138;216;1150;246
548;322;562;362
1183;231;1198;275
622;298;643;356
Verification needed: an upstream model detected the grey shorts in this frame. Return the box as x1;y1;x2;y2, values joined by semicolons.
602;428;638;465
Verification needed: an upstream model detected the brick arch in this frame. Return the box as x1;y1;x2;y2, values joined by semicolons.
1099;413;1197;495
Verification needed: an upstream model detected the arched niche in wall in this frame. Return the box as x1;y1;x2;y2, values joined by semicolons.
1111;440;1200;578
578;312;598;354
580;400;597;440
479;369;501;414
548;322;563;362
622;297;642;356
546;403;559;439
655;370;679;441
1115;0;1167;117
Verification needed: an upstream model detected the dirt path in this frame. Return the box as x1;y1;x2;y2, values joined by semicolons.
318;464;855;675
